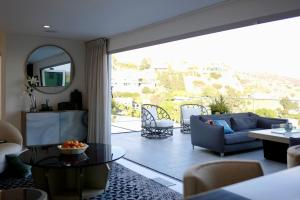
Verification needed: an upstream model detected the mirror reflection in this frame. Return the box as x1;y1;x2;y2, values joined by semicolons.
26;45;73;93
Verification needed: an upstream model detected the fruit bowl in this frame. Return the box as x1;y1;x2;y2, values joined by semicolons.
57;140;89;155
57;144;89;155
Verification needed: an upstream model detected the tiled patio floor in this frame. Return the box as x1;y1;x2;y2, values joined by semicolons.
112;128;286;180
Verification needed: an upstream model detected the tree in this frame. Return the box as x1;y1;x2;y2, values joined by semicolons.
212;83;222;90
139;58;151;70
224;86;250;112
255;108;277;118
192;80;205;88
142;87;153;94
156;67;185;91
111;99;123;115
111;55;118;69
210;72;222;79
202;85;220;97
279;97;298;115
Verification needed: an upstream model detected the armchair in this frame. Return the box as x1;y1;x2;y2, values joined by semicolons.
180;104;208;133
141;104;174;139
0;120;23;173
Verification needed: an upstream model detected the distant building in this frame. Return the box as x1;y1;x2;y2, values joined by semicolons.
112;69;156;92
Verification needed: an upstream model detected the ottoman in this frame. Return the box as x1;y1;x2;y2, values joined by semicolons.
287;145;300;168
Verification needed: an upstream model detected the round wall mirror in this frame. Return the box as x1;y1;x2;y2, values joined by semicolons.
25;45;74;94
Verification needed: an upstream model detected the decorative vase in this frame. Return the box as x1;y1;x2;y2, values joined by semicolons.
29;94;37;112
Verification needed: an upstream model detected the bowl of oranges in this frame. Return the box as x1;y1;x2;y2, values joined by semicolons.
57;140;88;155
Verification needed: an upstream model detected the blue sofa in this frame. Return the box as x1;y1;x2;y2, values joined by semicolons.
190;112;288;156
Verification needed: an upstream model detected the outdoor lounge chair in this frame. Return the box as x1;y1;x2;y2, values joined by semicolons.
180;104;208;133
141;104;174;138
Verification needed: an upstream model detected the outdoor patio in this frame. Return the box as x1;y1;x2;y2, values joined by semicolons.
112;128;287;180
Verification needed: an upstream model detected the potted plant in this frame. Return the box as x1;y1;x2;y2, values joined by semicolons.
209;95;230;114
25;76;39;112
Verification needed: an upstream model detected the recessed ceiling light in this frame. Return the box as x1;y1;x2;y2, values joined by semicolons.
43;25;51;29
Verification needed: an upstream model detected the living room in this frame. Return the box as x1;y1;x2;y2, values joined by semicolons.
1;1;300;200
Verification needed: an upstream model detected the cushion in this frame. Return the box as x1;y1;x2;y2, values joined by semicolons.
257;118;288;129
183;119;190;124
231;117;258;131
150;119;173;128
205;120;214;125
5;154;31;178
225;131;257;145
182;107;204;121
0;143;22;173
213;120;234;134
146;107;158;120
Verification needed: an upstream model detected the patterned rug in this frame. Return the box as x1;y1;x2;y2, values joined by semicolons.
0;163;182;200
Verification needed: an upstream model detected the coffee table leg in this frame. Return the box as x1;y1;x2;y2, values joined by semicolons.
79;168;83;200
263;140;289;163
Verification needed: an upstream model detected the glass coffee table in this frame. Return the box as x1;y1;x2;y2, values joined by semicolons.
249;129;300;162
19;143;125;200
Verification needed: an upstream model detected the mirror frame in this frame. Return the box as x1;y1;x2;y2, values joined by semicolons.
25;44;75;94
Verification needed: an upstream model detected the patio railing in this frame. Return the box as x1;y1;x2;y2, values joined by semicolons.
112;96;300;134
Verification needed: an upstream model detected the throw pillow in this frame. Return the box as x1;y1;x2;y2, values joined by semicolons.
231;117;258;131
257;118;287;129
213;120;234;134
205;120;214;125
200;116;232;128
5;154;31;178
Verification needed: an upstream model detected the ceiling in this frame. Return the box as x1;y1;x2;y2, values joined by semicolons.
27;46;65;63
0;0;226;41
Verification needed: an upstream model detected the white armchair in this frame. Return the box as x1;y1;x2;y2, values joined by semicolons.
0;120;23;173
180;104;208;133
141;104;174;138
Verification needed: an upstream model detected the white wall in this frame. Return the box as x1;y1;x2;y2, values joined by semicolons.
0;32;6;120
109;0;300;53
5;34;85;130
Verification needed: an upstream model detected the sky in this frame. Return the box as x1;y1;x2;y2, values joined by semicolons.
114;16;300;78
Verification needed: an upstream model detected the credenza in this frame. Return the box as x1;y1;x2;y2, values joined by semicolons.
21;110;88;146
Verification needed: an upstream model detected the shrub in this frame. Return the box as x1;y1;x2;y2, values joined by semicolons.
255;108;277;118
209;95;230;114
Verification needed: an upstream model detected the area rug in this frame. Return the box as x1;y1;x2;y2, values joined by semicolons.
0;163;182;200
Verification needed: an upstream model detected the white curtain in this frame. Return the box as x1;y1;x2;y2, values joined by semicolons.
85;38;111;144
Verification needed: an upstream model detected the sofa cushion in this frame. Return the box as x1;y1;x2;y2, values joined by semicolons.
257;118;288;129
213;120;234;134
231;116;258;131
0;143;22;173
225;131;257;145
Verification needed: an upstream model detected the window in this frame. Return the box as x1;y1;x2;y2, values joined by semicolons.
40;63;71;87
111;16;300;132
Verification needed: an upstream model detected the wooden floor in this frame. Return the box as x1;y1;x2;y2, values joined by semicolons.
112;128;287;180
